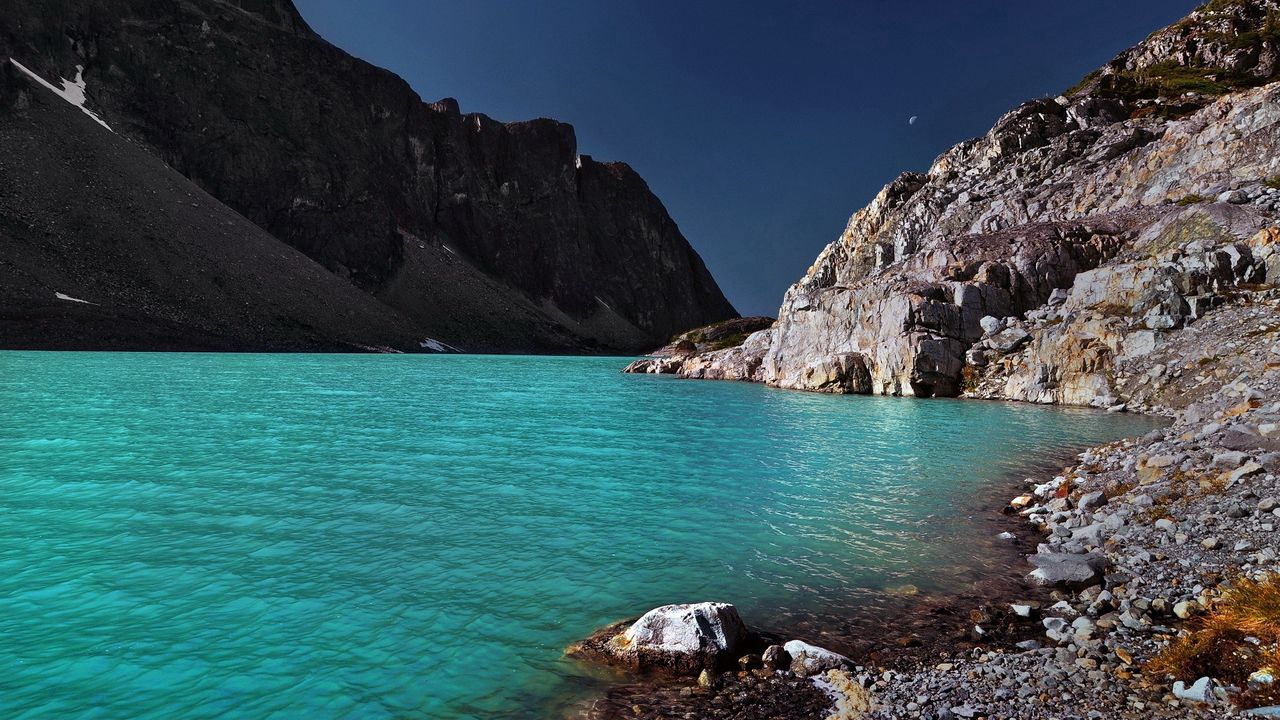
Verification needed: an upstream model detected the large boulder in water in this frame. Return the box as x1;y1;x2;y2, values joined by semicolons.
572;602;749;675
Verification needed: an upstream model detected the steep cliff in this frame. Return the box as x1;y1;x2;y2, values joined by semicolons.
638;0;1280;405
0;0;736;352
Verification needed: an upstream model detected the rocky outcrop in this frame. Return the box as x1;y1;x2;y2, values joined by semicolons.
648;316;777;356
968;207;1279;408
656;0;1280;401
0;0;736;353
623;317;777;381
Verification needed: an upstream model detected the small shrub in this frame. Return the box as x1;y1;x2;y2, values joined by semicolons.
1264;176;1280;190
1177;194;1210;206
1138;504;1172;523
1148;574;1280;695
1103;478;1137;500
1066;68;1102;96
706;333;749;351
960;364;980;393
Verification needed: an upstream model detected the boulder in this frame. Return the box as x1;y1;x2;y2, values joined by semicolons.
988;327;1031;354
1027;552;1108;589
783;640;852;678
603;602;748;675
761;644;791;671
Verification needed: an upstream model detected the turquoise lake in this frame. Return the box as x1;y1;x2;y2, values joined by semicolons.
0;352;1163;719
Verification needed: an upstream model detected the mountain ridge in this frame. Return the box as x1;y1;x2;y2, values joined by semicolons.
0;0;736;352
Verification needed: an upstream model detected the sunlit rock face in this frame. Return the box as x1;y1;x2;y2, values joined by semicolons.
686;0;1280;402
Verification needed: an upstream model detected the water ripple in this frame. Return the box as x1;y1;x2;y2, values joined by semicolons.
0;353;1161;719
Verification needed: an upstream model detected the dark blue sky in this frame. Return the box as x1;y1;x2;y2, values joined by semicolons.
294;0;1198;316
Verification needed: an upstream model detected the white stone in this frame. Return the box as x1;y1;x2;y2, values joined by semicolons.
612;602;748;673
1173;676;1214;703
783;640;851;678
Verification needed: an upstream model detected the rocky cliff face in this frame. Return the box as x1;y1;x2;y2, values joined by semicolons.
641;0;1280;405
0;0;736;352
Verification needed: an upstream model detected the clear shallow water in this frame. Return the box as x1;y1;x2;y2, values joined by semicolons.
0;352;1162;719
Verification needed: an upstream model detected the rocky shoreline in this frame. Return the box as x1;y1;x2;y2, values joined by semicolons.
864;359;1280;719
599;2;1280;716
576;355;1279;718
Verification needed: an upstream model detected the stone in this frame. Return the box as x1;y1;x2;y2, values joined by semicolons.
605;602;748;674
1173;600;1199;619
1027;552;1108;589
1071;616;1095;638
1010;603;1035;618
989;327;1032;354
784;640;852;678
1077;491;1106;512
1043;617;1071;643
1231;462;1265;484
980;315;1005;334
1071;523;1105;548
761;644;790;672
1213;451;1250;468
1173;676;1215;703
794;353;873;394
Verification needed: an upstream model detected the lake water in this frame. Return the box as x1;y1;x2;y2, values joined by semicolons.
0;353;1162;719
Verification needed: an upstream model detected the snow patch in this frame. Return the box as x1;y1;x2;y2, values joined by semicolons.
419;338;459;353
9;59;112;131
55;292;96;305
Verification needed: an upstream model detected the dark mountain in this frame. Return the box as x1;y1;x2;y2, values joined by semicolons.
0;69;431;352
0;0;736;352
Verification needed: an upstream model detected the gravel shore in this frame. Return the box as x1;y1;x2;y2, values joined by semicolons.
862;311;1280;719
